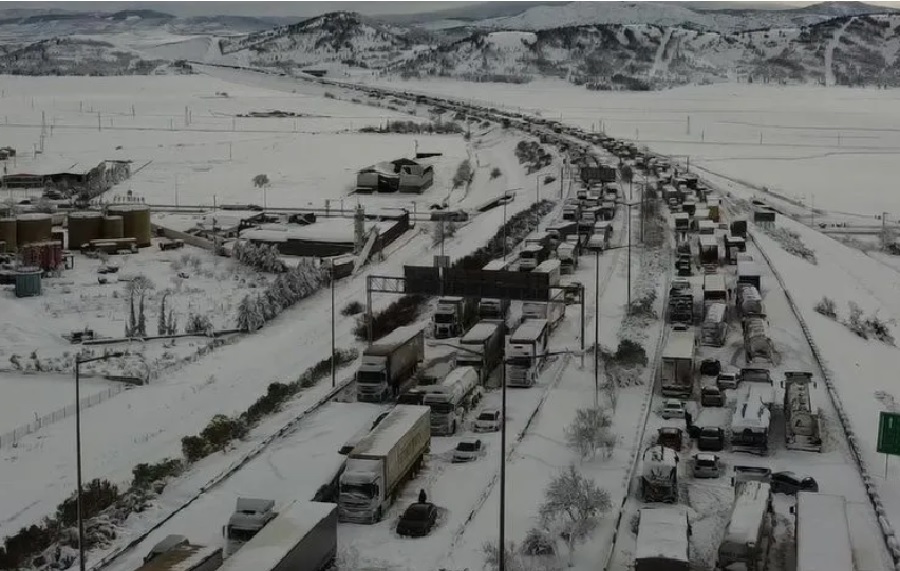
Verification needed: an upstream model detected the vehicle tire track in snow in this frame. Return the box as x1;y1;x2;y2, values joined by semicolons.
825;18;855;87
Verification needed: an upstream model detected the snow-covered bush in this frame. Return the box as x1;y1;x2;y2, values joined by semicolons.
490;166;503;179
236;260;326;331
454;200;556;270
814;296;838;319
565;408;615;459
538;465;611;564
200;414;248;452
131;459;184;491
354;295;428;341
843;301;895;345
185;312;213;335
762;226;818;264
452;159;474;189
521;527;556;556
56;479;120;527
341;300;364;316
604;339;648;368
181;435;210;463
628;290;658;318
232;240;286;273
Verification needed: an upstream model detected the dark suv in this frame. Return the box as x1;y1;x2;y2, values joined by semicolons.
771;471;819;495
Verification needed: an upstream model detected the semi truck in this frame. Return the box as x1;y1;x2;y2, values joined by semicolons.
717;482;772;571
505;319;550;388
223;498;277;557
433;296;478;339
782;372;822;452
339;405;431;523
660;326;697;398
138;535;222;571
220;501;337;571
522;290;566;327
479;260;511;320
640;445;679;503
457;321;505;383
557;242;578;274
737;260;762;292
356;325;425;402
533;258;561;287
423;366;481;435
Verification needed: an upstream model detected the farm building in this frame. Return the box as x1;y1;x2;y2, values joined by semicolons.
356;158;434;194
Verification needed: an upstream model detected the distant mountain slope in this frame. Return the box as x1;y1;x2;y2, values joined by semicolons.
394;14;900;89
216;11;418;70
0;37;168;75
471;0;898;32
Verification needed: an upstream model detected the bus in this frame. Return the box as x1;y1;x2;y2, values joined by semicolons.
717;481;772;571
634;508;690;571
731;382;772;454
795;492;855;571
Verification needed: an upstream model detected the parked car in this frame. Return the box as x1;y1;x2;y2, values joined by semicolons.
700;386;725;407
452;439;485;463
700;358;721;376
717;371;740;390
771;471;819;495
660;399;686;420
396;502;438;537
474;409;503;432
696;426;726;452
692;453;721;479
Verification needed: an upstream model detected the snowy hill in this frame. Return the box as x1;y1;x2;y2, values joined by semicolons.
396;14;900;89
470;0;898;32
216;11;417;70
0;37;170;76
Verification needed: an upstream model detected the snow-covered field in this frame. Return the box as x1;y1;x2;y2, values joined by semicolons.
364;77;900;218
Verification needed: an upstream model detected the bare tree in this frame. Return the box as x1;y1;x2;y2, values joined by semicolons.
125;275;154;337
252;174;270;188
564;408;616;459
539;465;612;564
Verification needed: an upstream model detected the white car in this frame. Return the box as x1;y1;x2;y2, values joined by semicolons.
660;399;686;420
473;409;503;432
452;439;485;463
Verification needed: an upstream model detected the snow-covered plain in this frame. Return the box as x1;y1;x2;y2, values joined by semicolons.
364;77;900;217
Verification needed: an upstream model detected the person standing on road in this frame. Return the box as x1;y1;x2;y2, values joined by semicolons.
418;489;427;504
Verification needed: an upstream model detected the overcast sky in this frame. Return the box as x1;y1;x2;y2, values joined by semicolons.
3;1;900;18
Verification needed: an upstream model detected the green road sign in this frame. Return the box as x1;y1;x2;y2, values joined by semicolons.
877;412;900;456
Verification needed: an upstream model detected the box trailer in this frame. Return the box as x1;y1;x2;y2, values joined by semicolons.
138;536;222;571
505;319;550;388
221;501;336;571
339;405;431;523
356;325;425;402
660;327;696;398
717;482;772;571
635;508;690;571
457;321;505;382
423;366;481;435
433;296;478;339
737;260;762;292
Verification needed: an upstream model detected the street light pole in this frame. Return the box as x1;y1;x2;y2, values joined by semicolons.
503;199;508;261
627;203;632;310
594;249;600;409
499;361;507;571
75;351;123;571
331;262;336;388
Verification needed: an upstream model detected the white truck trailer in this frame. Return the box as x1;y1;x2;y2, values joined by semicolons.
338;405;431;523
423;366;481;435
634;508;690;571
220;501;337;571
457;321;505;383
533;258;562;287
356;325;425;402
717;481;772;571
138;535;222;571
521;259;564;327
505;319;550;388
659;326;696;398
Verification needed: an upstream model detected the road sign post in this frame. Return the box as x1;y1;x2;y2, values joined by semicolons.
877;412;900;478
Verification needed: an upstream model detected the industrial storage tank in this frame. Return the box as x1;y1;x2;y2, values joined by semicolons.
16;213;53;246
102;215;124;240
15;267;42;297
0;217;16;252
67;211;104;250
107;204;151;247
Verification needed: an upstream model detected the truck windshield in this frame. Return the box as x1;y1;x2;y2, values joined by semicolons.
508;356;532;368
429;403;454;414
342;483;378;499
357;371;384;384
433;314;454;324
226;526;258;542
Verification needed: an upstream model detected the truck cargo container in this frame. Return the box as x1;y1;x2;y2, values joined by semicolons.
698;235;719;266
730;219;748;239
546;221;579;246
221;501;336;571
423;366;481;435
717;482;772;570
737;260;762;292
702;274;728;305
700;303;728;347
533;258;561;287
522;290;566;327
518;243;546;271
505;319;550;388
556;242;578;274
634;508;690;571
356;326;425;402
660;326;696;398
138;535;222;571
339;405;431;523
457;321;505;382
433;296;478;339
478;260;511;320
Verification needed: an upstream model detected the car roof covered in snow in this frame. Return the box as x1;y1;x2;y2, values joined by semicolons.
219;501;334;571
635;508;689;563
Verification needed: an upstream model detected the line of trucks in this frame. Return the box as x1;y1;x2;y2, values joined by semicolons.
130;66;668;571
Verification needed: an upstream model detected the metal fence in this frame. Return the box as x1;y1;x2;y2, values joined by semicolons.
0;384;130;449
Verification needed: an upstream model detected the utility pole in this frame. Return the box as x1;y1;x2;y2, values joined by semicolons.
627;204;632;310
331;263;336;388
594;249;600;409
883;212;889;251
